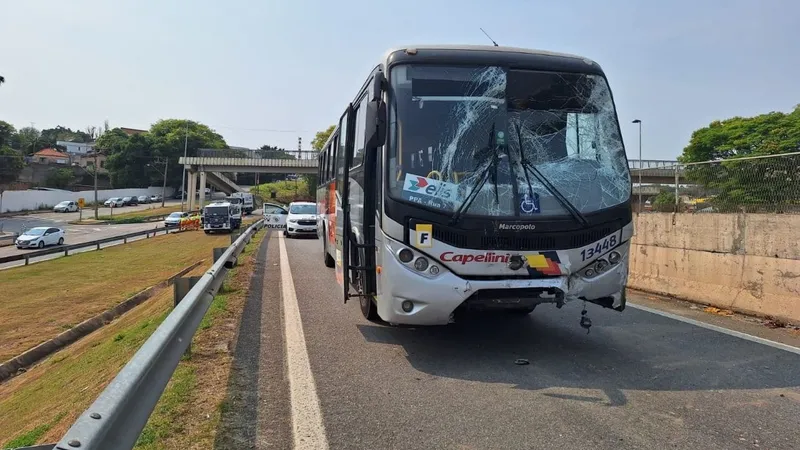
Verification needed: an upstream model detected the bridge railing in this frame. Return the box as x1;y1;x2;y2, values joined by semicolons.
197;148;317;160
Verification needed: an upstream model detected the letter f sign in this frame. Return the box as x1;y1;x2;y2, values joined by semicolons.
415;224;433;248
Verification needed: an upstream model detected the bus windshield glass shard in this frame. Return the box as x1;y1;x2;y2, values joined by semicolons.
387;64;631;218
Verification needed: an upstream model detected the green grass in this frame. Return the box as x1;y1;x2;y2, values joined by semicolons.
2;412;67;449
134;365;197;449
253;178;312;204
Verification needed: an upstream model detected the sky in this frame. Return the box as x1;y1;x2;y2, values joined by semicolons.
1;0;799;161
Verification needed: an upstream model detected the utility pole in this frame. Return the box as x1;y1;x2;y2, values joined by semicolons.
93;149;99;219
180;121;189;211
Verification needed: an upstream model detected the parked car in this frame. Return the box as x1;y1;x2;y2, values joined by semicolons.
150;194;163;203
15;227;65;249
53;201;79;213
137;195;151;204
104;197;124;207
284;201;318;238
121;196;138;206
164;211;189;228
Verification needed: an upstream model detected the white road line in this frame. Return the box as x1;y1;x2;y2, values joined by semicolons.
278;234;330;449
628;302;800;356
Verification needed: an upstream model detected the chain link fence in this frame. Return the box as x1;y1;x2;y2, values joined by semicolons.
636;152;800;214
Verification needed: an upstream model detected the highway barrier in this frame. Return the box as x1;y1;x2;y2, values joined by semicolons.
17;219;264;450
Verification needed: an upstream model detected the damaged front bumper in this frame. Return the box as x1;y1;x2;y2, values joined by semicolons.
377;239;630;326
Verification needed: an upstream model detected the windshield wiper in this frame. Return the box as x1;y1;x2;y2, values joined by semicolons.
519;159;589;227
449;125;499;226
511;119;589;227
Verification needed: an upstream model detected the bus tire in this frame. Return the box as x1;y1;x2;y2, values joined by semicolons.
507;306;536;315
360;296;380;322
323;235;335;268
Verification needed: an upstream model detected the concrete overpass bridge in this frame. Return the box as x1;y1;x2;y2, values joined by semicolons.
179;148;681;209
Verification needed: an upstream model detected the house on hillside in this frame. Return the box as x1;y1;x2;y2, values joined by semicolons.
71;151;108;174
32;148;69;164
120;127;147;136
56;140;95;155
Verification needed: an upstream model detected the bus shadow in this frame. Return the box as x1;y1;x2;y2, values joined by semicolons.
356;304;800;407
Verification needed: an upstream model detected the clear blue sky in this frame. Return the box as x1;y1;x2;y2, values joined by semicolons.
1;0;798;160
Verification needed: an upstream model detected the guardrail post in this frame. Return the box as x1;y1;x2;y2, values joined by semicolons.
213;247;226;263
172;276;202;356
230;231;241;244
65;248;69;256
123;237;128;244
96;243;101;250
25;255;29;266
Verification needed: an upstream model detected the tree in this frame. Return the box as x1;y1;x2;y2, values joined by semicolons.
257;145;295;159
0;121;15;147
45;168;75;189
13;126;43;154
678;105;800;212
148;119;227;188
0;75;4;86
0;146;24;187
39;126;93;149
311;125;336;152
102;132;155;188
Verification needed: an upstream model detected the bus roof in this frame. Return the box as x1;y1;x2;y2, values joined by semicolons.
382;44;591;63
381;45;603;76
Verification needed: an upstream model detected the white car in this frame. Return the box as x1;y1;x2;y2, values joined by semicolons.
263;203;288;229
284;201;318;238
16;227;65;249
53;201;79;213
104;197;124;207
164;211;189;228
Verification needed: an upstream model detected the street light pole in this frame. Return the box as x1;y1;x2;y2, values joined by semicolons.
180;121;189;211
632;119;642;213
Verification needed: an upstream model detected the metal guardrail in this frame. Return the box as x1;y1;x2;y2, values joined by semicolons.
15;219;264;450
0;227;174;266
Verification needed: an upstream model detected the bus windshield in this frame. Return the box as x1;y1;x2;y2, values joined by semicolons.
387;64;630;219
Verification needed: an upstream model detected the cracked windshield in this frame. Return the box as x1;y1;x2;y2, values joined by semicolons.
1;1;799;450
389;65;630;218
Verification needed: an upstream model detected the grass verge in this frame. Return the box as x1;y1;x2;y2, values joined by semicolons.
0;230;230;362
98;205;183;223
0;263;207;447
133;228;268;449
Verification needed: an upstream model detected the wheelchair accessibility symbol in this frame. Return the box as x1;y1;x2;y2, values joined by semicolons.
520;192;541;214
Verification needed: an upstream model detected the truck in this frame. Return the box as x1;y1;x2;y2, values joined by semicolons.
230;192;255;215
202;201;242;234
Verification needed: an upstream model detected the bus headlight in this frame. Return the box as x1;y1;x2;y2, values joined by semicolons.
398;248;414;263
429;265;440;275
595;259;609;272
608;251;621;264
413;257;429;271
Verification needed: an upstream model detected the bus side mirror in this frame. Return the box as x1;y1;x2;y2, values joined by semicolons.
365;99;387;150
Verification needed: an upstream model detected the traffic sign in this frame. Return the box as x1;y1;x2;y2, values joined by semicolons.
78;197;85;208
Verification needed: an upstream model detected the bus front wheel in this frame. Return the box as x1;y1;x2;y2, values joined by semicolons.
323;234;335;268
360;296;380;322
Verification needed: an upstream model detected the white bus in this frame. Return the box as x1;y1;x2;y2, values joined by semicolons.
316;45;632;330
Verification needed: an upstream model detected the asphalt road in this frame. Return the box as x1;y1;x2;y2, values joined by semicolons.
217;232;800;450
0;200;181;234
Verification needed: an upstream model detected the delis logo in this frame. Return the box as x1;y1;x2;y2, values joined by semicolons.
403;174;458;201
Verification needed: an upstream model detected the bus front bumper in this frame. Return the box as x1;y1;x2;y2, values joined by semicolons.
377;244;629;326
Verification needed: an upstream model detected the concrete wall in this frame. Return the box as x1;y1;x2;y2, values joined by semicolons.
0;187;175;213
629;213;800;324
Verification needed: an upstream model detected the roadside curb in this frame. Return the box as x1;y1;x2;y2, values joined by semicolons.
67;220;112;225
0;259;207;383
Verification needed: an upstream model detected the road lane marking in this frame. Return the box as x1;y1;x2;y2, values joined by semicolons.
278;234;330;449
629;302;800;356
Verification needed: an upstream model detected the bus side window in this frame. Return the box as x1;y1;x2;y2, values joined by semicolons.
351;96;368;169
